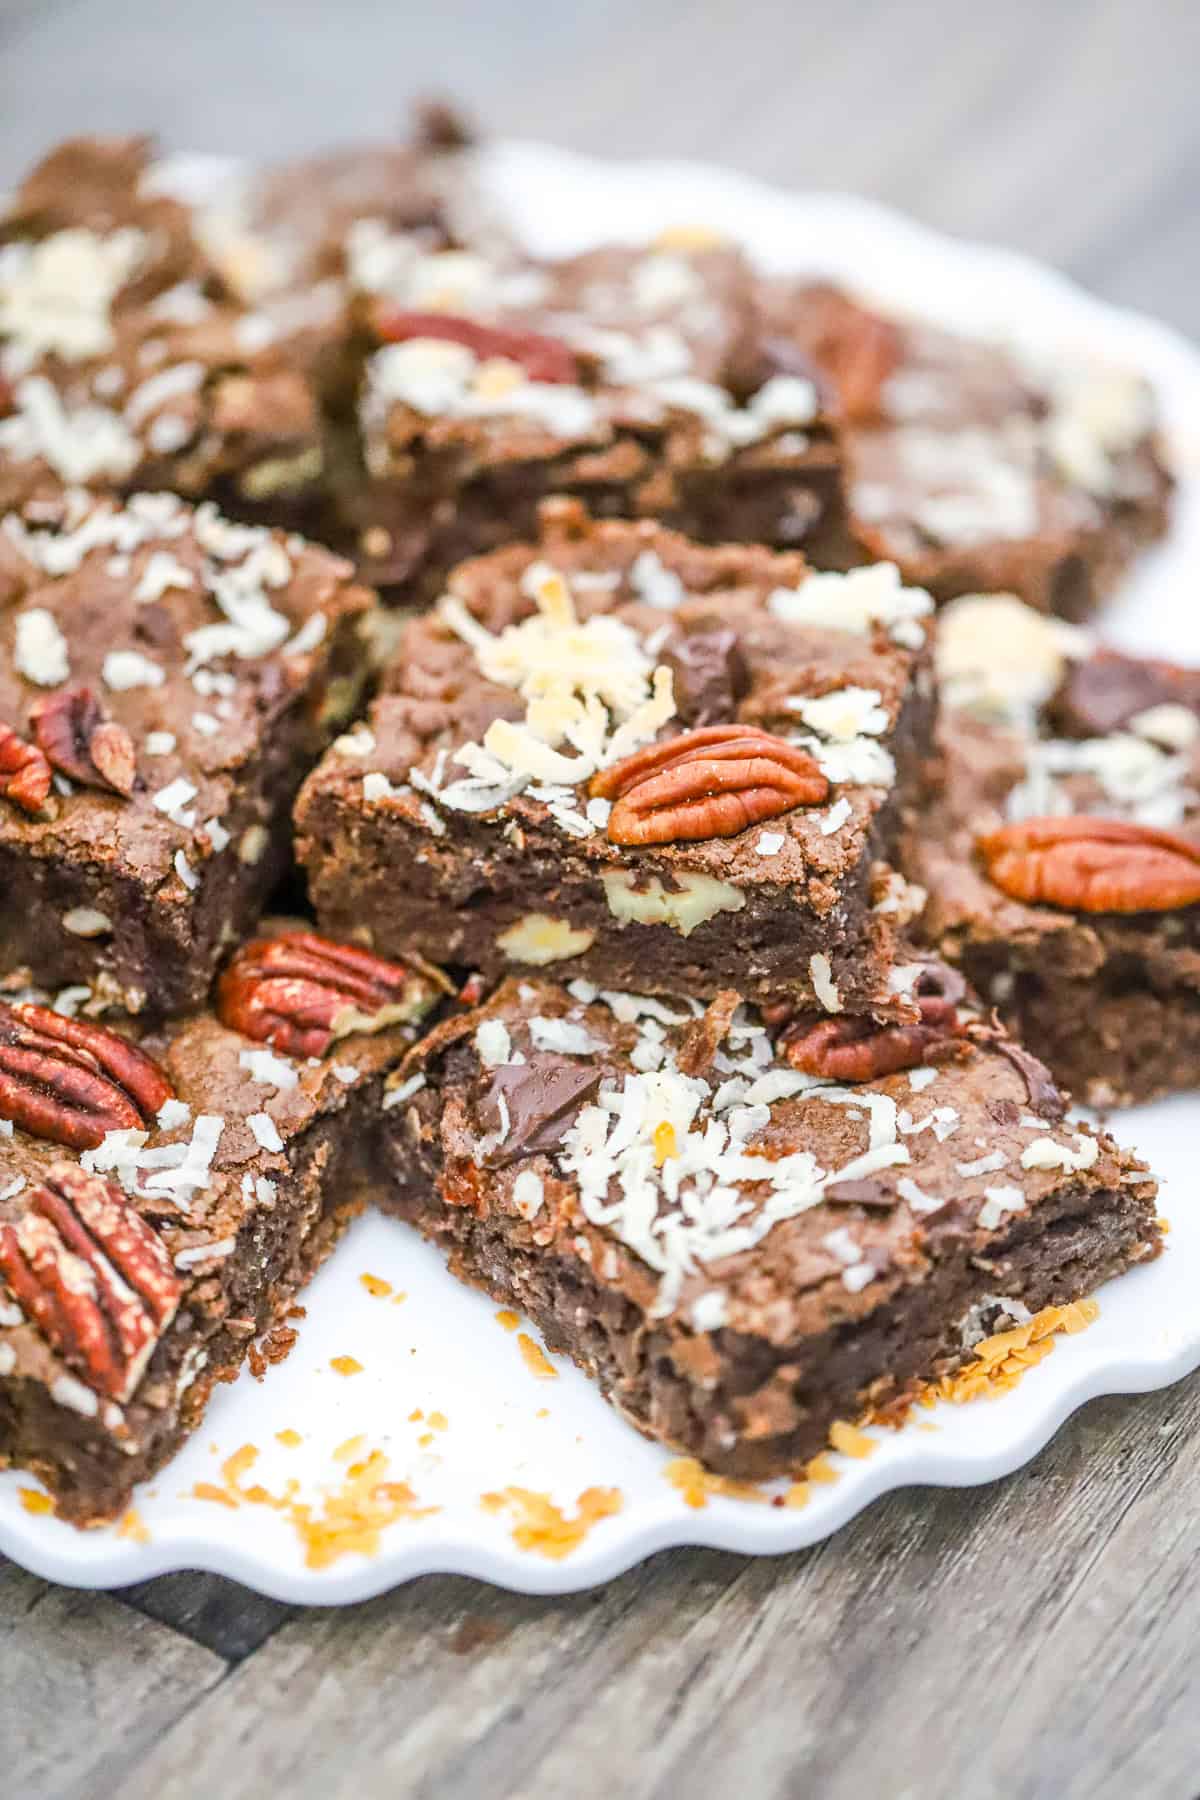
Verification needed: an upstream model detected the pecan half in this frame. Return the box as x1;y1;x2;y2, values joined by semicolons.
30;685;136;797
977;817;1200;913
0;1002;173;1150
372;310;580;385
781;972;967;1082
0;722;52;814
591;725;829;846
218;930;443;1058
0;1163;181;1402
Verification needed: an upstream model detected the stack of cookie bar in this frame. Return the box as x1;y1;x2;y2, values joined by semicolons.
0;114;1177;1524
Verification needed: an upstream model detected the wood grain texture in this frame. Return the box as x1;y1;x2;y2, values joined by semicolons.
105;1384;1200;1800
2;0;1199;1794
0;1561;224;1797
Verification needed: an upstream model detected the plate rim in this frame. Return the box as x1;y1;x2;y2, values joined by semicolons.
3;137;1200;1601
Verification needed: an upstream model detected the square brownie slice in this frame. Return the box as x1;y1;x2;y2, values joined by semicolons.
296;505;936;1016
381;969;1160;1480
341;233;844;599
0;922;445;1526
170;100;488;309
0;490;377;1015
0;136;330;523
766;282;1172;619
905;594;1200;1106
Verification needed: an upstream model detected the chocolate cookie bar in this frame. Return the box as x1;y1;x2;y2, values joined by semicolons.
172;99;488;311
0;923;445;1525
0;490;376;1014
343;232;844;599
381;971;1160;1479
769;282;1172;619
906;594;1200;1106
0;135;337;523
296;505;936;1016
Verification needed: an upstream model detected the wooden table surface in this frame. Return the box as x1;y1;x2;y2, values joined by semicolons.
3;2;1200;1794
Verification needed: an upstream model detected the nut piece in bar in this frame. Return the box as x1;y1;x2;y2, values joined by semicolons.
296;505;937;1017
0;490;378;1015
0;921;445;1525
380;970;1160;1480
905;592;1200;1106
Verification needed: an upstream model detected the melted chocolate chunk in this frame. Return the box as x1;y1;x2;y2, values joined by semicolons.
476;1059;604;1166
1048;651;1200;739
662;629;749;727
822;1178;896;1208
971;1019;1065;1121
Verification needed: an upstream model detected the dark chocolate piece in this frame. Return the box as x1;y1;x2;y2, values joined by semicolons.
477;1060;604;1165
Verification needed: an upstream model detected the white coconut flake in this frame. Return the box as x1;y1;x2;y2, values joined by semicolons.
512;1169;545;1219
689;1289;728;1332
822;1226;863;1266
51;1375;100;1418
239;1047;299;1091
174;1235;238;1270
809;953;842;1013
103;648;165;691
154;777;198;828
173;849;198;890
382;1071;426;1110
14;608;70;686
285;612;327;657
755;830;785;856
790;686;889;743
978;1185;1028;1230
897;1175;943;1214
629;549;686;610
528;1016;605;1055
247;1111;284;1152
362;771;400;803
955;1150;1008;1178
769;562;934;648
474;1019;513;1068
335;723;376;757
818;797;853;836
1020;1134;1099;1174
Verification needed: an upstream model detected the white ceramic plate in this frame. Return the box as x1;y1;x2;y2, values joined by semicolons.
3;141;1200;1601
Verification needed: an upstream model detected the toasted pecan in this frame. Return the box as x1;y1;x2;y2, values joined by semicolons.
978;816;1200;913
592;725;828;846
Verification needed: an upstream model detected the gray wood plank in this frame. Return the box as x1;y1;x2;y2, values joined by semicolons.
0;1559;226;1799
116;1571;294;1663
111;1379;1200;1800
